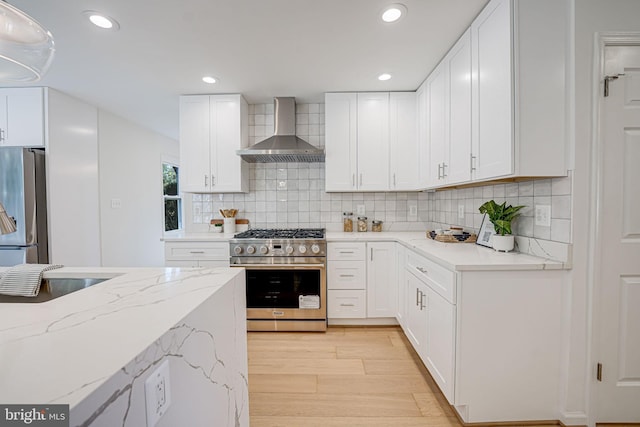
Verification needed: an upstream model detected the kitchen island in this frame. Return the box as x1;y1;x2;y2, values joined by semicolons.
0;267;248;427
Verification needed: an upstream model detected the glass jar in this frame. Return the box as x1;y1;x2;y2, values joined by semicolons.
371;220;383;232
343;212;353;232
357;216;368;232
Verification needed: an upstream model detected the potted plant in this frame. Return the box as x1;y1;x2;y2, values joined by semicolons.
478;200;525;252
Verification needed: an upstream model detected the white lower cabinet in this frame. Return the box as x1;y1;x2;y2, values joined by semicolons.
327;242;367;320
400;247;565;423
327;290;366;318
366;242;397;318
164;241;229;268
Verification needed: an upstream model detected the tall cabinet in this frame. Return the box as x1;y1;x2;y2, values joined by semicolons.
0;88;45;147
179;94;249;193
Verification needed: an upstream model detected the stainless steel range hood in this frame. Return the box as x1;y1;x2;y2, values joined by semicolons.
237;97;325;163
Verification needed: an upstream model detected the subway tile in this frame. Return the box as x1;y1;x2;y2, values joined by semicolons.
552;176;572;195
551;218;571;243
534;179;552;196
519;181;534;196
552;195;571;219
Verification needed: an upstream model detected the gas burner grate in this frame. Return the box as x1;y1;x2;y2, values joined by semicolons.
233;228;325;239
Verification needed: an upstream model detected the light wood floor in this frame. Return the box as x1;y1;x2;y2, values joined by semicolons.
247;326;558;427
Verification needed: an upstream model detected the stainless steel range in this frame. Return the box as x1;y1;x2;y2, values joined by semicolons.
230;228;327;332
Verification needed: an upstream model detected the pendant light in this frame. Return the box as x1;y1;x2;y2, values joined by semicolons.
0;1;55;82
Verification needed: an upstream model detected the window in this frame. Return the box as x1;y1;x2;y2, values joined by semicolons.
163;163;181;232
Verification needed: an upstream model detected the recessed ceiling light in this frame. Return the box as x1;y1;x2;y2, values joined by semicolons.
202;76;217;84
83;11;120;30
378;73;392;81
381;4;407;23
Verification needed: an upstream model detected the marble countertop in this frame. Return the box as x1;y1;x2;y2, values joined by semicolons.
163;230;568;271
0;266;245;408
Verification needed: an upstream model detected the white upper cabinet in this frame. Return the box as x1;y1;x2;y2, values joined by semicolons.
357;92;390;191
446;29;472;185
325;92;418;192
416;82;430;188
179;94;249;193
0;88;45;147
324;93;358;191
470;0;568;181
426;61;448;187
389;92;418;190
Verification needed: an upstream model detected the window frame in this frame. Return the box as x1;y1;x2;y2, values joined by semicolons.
162;157;182;232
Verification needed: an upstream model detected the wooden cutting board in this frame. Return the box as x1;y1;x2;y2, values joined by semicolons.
210;218;249;225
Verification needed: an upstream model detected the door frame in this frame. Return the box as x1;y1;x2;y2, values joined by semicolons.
587;32;640;425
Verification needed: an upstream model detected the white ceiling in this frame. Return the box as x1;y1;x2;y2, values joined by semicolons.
7;0;488;140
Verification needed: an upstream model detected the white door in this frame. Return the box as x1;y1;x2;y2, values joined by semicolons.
424;286;456;403
179;95;211;192
324;93;357;191
1;88;45;147
210;95;242;192
357;92;389;191
595;45;640;422
427;62;448;187
389;92;418;190
366;242;397;318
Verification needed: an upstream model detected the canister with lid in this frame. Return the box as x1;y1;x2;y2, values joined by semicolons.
343;212;353;232
371;220;383;232
357;216;368;232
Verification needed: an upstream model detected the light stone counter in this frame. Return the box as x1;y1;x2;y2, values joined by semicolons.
0;267;248;427
326;231;569;270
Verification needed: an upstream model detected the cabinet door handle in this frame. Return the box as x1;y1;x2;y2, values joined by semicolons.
352;174;355;187
437;163;443;179
442;163;447;178
393;173;396;187
370;247;373;261
359;173;363;187
470;154;477;172
0;128;5;142
204;174;208;187
416;288;420;306
340;303;355;307
420;292;427;310
189;251;205;254
212;175;216;185
339;250;354;254
339;274;355;278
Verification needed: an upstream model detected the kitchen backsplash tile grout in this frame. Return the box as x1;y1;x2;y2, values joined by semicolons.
187;103;573;244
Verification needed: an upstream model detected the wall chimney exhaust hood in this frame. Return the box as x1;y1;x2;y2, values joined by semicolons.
237;97;324;163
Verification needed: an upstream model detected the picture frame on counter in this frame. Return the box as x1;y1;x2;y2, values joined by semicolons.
477;214;495;248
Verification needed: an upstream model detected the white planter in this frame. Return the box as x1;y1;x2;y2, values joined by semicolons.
491;234;515;252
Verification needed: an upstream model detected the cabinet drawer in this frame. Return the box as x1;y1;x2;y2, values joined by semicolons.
164;242;229;261
406;251;456;304
327;290;367;318
327;261;366;290
327;242;366;261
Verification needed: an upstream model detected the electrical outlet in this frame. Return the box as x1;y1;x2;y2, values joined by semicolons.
409;204;417;216
145;359;171;427
535;205;551;227
458;205;465;219
111;198;121;209
356;205;365;215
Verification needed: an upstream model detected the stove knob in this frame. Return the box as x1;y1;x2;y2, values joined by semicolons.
298;245;307;254
246;245;256;254
285;246;294;255
233;246;243;255
260;245;269;254
311;244;321;254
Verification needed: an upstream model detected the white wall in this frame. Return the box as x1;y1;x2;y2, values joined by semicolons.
565;1;640;425
98;110;178;267
46;89;101;266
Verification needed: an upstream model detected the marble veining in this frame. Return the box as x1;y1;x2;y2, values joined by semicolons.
0;267;249;427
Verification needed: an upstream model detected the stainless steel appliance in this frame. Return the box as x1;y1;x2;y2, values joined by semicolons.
0;147;48;266
230;228;327;331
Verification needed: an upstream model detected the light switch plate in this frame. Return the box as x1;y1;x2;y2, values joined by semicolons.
145;359;171;427
458;205;465;219
110;198;121;209
535;205;551;227
409;205;417;216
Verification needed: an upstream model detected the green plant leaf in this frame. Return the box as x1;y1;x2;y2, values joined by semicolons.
478;199;525;236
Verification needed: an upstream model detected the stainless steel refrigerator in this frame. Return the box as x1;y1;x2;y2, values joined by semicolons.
0;147;49;266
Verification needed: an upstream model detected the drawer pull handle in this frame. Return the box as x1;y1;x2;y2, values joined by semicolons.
416;288;420;305
339;251;354;254
339;274;355;278
416;266;428;274
190;251;205;254
340;303;355;307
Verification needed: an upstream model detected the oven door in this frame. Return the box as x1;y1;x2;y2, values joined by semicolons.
240;264;327;331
